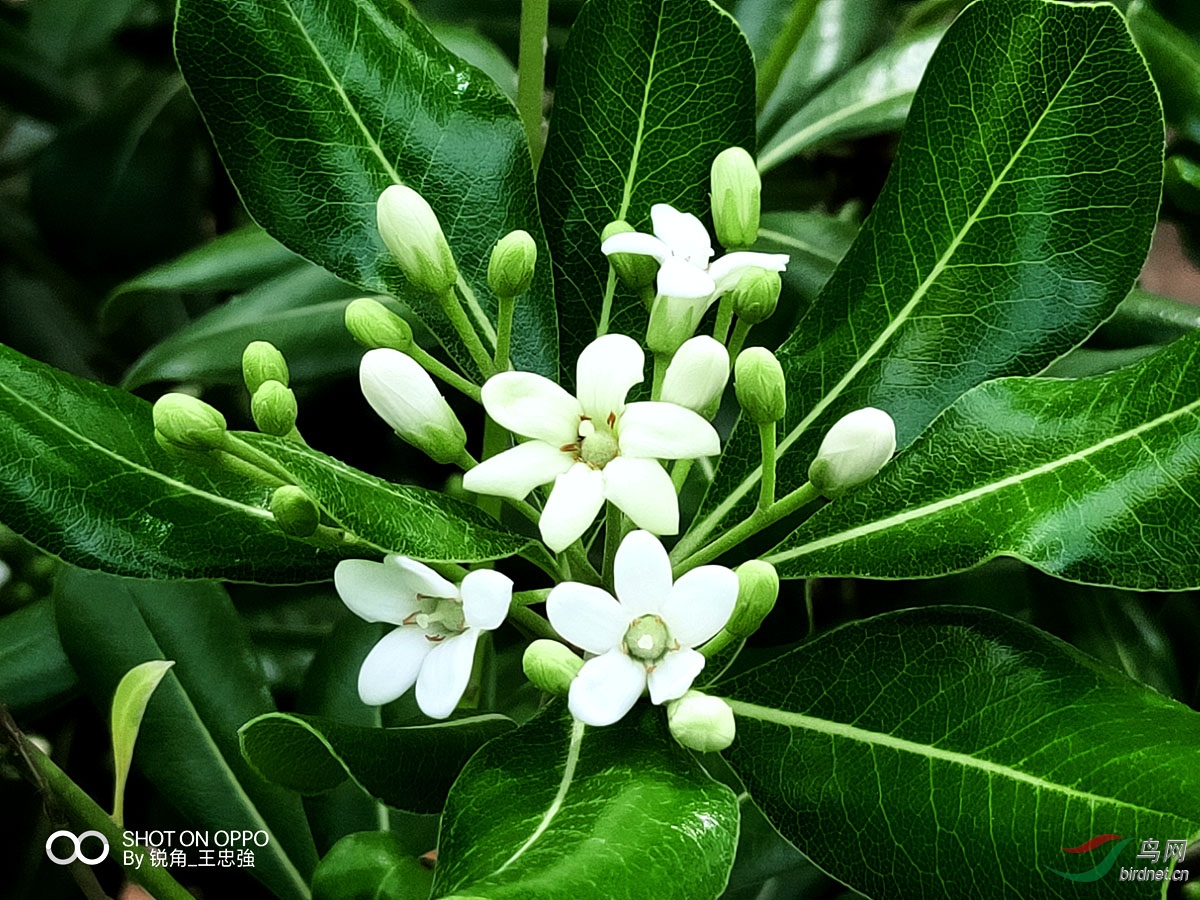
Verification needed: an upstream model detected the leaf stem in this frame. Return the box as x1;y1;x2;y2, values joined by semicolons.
514;587;552;607
494;296;516;372
508;602;558;641
563;542;602;586
517;0;550;168
727;318;752;361
408;344;482;402
651;352;669;401
670;457;694;493
440;285;496;378
602;502;624;585
755;0;821;114
521;544;562;581
758;422;777;510
712;293;735;344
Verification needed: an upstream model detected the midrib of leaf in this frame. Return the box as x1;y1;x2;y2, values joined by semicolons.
756;227;844;263
766;391;1200;566
492;716;585;876
723;699;1189;822
0;377;275;524
690;31;1101;544
280;0;402;185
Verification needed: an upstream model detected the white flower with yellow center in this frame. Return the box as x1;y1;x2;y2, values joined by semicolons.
463;334;719;552
547;530;738;726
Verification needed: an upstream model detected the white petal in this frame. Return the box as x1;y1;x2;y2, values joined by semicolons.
661;565;739;648
575;334;644;420
611;530;672;617
539;463;606;552
415;629;481;719
335;559;421;625
359;349;456;439
383;555;458;598
460;569;512;631
618;402;721;459
568;650;647;726
546;582;628;654
656;256;715;300
481;372;582;445
661;336;730;414
357;626;432;706
650;204;713;265
707;251;790;294
602;457;679;536
601;231;670;263
462;441;573;501
647;648;705;704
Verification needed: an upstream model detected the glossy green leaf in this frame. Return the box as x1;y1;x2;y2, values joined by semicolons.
689;0;1162;551
0;341;347;583
311;832;433;900
0;598;77;716
1128;0;1200;144
433;703;739;900
719;607;1200;900
768;332;1200;590
427;22;518;103
110;659;174;827
237;432;532;563
537;0;755;380
121;265;364;389
102;225;302;330
753;210;858;309
758;26;944;172
54;569;319;900
240;711;514;814
176;0;557;379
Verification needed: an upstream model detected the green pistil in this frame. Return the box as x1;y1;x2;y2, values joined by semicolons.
623;615;671;662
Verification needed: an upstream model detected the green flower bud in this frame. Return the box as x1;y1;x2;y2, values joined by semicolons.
808;407;897;498
153;393;228;452
522;639;583;696
251;380;298;437
726;560;779;639
487;229;537;299
242;341;289;394
734;348;787;425
344;298;414;352
377;184;458;295
602;220;660;291
646;294;707;355
711;146;760;249
270;485;320;537
729;267;781;325
667;691;736;752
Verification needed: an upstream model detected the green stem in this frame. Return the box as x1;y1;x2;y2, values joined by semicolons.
517;0;550;168
521;544;562;581
440;286;496;377
597;267;619;337
712;293;735;345
211;449;289;490
408;344;482;402
670;458;694;493
755;0;821;114
651;351;670;401
727;318;752;361
758;422;776;510
514;587;552;607
509;603;558;641
699;627;739;660
220;434;297;485
456;274;498;345
602;502;623;584
563;543;602;586
477;416;509;520
804;578;816;636
494;296;516;371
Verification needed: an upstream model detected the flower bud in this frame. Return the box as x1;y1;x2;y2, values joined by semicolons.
360;348;467;464
646;294;707;355
344;298;414;352
661;336;729;418
808;407;897;498
377;185;458;295
729;267;781;325
726;560;778;639
270;485;320;537
522;639;583;696
667;691;736;752
711;146;760;249
153;393;228;452
251;380;298;437
601;220;659;291
734;348;786;425
487;229;537;299
242;341;290;393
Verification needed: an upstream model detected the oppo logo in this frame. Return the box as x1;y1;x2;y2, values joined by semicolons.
45;830;110;865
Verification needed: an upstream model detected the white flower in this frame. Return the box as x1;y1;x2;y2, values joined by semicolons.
334;556;512;718
462;334;720;552
546;530;737;726
600;203;788;326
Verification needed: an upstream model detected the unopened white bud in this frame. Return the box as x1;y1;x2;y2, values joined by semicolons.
661;336;729;418
667;691;735;752
808;407;896;498
646;294;706;355
377;185;458;295
359;348;466;464
711;147;760;249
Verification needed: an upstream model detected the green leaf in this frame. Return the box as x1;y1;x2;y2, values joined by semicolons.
1095;288;1200;348
689;0;1162;552
239;711;514;814
54;569;319;900
718;606;1200;900
766;331;1200;590
175;0;557;379
237;432;532;563
1128;0;1200;144
27;0;142;65
758;26;944;172
0;598;77;716
110;659;175;828
311;832;433;900
121;264;364;389
537;0;756;380
427;22;518;103
432;703;739;900
0;341;347;583
753;210;858;309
